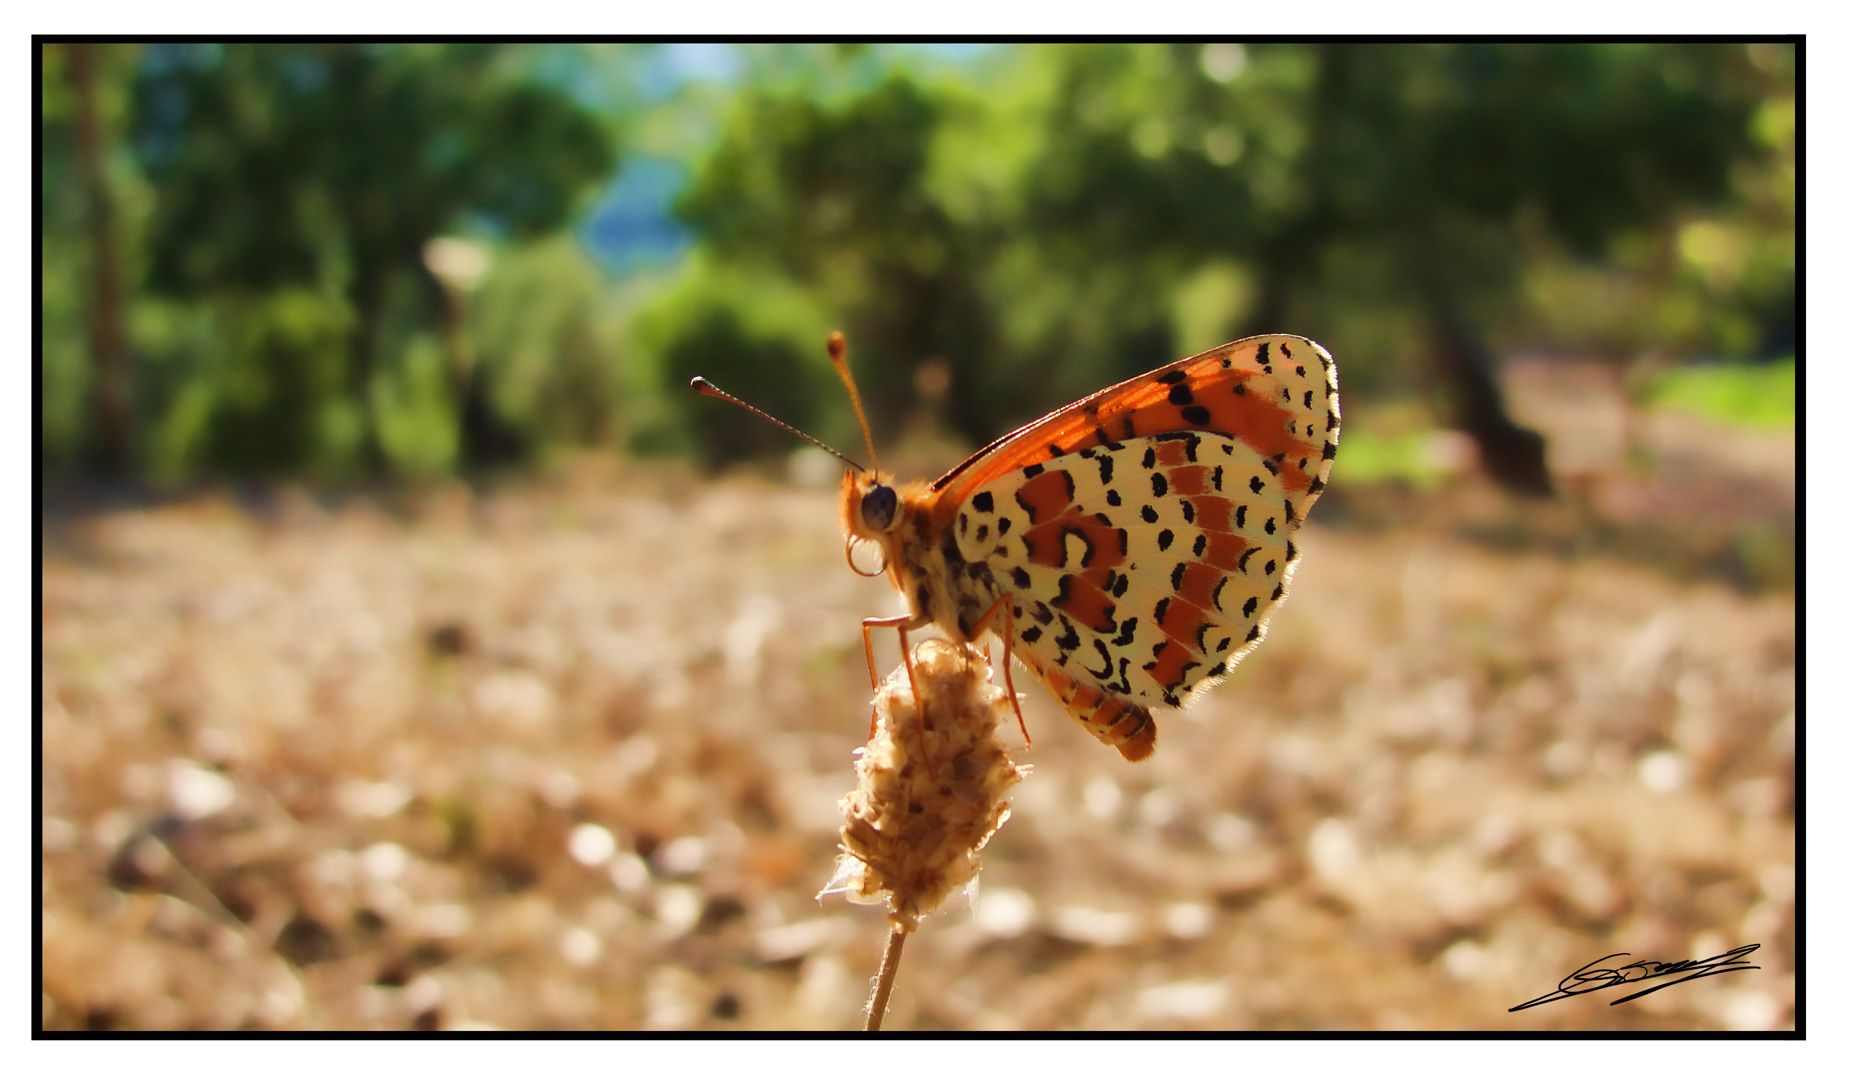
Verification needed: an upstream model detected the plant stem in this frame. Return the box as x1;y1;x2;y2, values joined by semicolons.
865;927;907;1031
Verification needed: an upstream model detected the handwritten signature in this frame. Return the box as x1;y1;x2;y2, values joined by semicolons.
1509;943;1761;1011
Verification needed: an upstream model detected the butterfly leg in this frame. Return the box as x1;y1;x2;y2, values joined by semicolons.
861;614;929;765
968;598;1031;747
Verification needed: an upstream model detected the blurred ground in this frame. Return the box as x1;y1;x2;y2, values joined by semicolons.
40;361;1795;1031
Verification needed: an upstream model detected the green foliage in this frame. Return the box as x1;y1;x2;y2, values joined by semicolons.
1009;43;1771;373
40;227;92;468
629;256;840;464
1520;45;1794;360
1649;357;1795;429
205;289;357;476
113;42;618;478
41;42;1794;484
133;44;615;297
374;334;461;476
471;235;627;451
672;71;1004;447
1324;429;1449;490
41;42;149;470
640;42;1787;479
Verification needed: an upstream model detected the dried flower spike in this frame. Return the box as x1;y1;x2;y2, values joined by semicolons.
821;638;1027;933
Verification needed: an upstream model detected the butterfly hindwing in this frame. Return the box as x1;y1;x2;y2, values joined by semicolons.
954;430;1297;697
932;335;1339;760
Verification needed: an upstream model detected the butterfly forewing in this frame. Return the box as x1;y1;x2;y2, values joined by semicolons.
933;335;1338;512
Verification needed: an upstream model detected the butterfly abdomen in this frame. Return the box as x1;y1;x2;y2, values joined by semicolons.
1017;651;1157;761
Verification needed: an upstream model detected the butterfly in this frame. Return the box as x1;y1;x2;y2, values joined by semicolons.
697;332;1339;761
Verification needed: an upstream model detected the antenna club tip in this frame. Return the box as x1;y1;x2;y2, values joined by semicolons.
689;376;715;395
827;331;847;361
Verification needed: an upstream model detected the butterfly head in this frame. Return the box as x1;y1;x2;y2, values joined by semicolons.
840;469;922;577
843;466;898;535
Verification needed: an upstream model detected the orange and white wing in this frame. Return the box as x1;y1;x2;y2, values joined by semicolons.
929;335;1340;760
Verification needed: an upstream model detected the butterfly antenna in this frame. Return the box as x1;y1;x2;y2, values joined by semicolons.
689;376;865;472
827;331;882;474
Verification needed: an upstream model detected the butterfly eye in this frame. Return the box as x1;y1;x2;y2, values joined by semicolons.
859;485;898;531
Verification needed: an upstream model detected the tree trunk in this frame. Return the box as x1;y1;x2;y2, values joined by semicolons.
66;43;133;475
1421;283;1554;497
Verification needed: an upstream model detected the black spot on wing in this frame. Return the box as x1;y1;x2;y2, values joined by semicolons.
1086;639;1114;679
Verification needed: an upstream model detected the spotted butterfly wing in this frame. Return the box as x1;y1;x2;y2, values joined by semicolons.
844;334;1339;762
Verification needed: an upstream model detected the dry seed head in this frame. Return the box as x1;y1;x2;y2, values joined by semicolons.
820;639;1027;932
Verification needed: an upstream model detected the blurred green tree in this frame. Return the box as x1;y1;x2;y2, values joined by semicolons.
42;43;145;475
657;43;1777;494
131;43;616;475
672;68;1000;453
1012;42;1771;494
